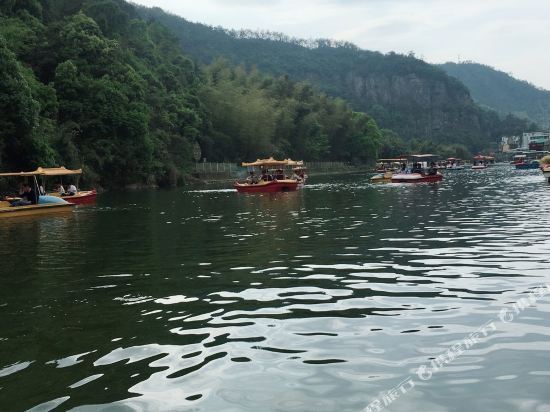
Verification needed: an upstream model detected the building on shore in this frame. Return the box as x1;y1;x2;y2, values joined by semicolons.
500;132;550;152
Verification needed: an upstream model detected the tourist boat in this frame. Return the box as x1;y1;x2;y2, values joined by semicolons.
472;155;491;169
390;154;443;183
391;172;443;183
515;160;540;170
0;171;75;218
445;158;465;170
36;167;97;204
234;157;304;193
511;154;527;165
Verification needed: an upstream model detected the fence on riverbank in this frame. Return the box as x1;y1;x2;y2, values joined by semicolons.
192;161;362;180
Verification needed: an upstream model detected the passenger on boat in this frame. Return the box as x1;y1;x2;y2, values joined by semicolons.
411;162;422;174
11;184;38;206
57;184;66;195
247;171;259;184
401;163;407;172
275;169;284;180
428;161;437;176
67;184;78;196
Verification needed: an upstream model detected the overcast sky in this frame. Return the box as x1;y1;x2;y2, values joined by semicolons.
131;0;550;90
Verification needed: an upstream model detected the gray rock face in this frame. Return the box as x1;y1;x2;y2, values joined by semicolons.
336;70;484;144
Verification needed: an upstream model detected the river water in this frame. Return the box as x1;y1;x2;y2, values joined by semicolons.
1;166;550;412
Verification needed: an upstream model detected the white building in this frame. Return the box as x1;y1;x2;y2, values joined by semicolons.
500;135;521;152
522;132;550;149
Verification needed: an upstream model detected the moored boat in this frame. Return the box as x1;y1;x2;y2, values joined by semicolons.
234;157;304;193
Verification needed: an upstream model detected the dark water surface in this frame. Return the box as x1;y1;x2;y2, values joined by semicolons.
1;167;550;412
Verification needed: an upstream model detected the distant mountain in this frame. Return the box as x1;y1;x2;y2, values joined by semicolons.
440;62;550;128
137;6;537;152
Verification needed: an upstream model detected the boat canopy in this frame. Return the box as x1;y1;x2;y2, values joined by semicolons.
411;154;438;158
0;166;82;177
473;155;494;160
33;167;82;176
377;158;407;162
242;157;304;167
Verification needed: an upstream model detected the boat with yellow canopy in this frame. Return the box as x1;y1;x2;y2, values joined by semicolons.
0;170;74;218
235;157;305;193
35;167;97;204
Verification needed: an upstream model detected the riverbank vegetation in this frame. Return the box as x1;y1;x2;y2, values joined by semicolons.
0;0;384;187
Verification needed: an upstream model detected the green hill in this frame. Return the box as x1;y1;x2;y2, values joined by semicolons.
138;6;537;152
440;62;550;128
0;0;383;186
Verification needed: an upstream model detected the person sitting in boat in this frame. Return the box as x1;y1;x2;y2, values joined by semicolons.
275;169;284;180
428;162;437;176
11;183;38;206
57;184;66;195
411;162;422;174
247;171;259;184
67;184;78;196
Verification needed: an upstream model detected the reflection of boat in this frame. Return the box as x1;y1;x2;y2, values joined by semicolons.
234;157;304;193
234;179;299;193
391;154;443;183
0;171;74;219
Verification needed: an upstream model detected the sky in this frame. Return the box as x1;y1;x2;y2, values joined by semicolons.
131;0;550;90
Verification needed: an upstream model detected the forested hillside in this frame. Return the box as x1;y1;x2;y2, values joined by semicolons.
137;7;538;153
0;0;382;187
440;62;550;128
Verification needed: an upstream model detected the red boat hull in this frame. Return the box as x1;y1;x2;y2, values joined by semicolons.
234;180;299;193
61;190;97;204
391;173;443;183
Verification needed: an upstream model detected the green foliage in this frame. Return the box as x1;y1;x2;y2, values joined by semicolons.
0;0;383;187
198;60;382;162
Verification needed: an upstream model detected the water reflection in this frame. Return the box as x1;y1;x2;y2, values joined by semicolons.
1;167;550;411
